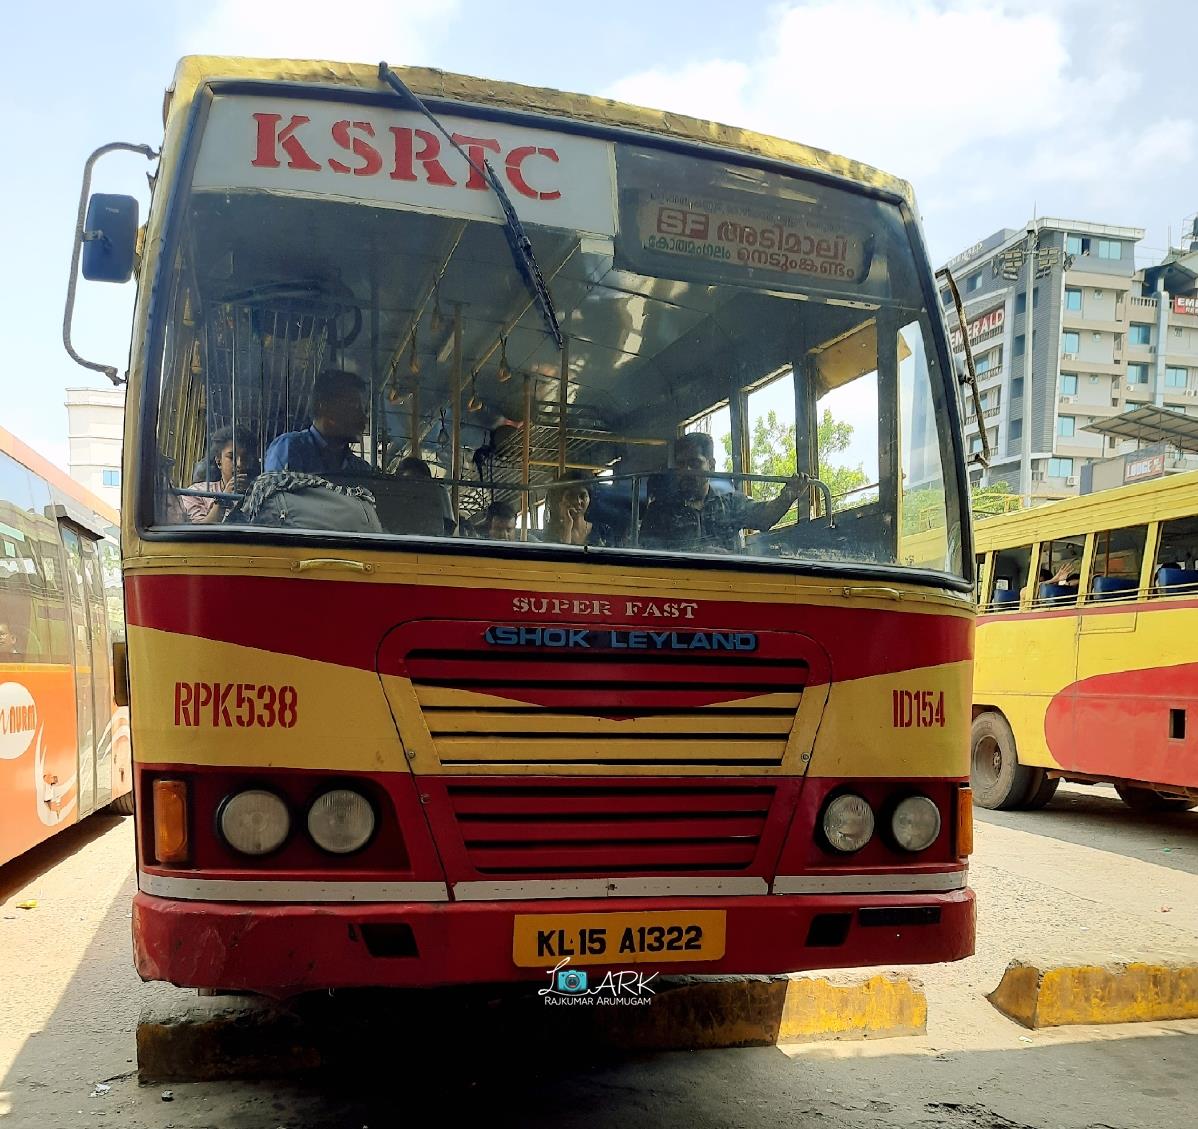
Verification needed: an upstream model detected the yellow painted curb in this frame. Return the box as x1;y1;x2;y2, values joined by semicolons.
779;972;927;1043
139;972;929;1079
589;971;926;1050
988;958;1198;1029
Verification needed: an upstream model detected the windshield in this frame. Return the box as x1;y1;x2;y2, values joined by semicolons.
145;91;963;576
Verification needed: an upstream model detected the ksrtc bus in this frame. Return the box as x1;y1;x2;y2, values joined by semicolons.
973;470;1198;811
69;57;975;994
0;426;129;868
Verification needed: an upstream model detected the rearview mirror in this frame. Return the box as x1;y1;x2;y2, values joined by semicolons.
81;193;138;282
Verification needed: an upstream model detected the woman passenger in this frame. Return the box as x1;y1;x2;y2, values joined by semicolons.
183;427;258;523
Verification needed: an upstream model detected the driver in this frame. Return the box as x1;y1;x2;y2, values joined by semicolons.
265;370;372;476
639;432;806;553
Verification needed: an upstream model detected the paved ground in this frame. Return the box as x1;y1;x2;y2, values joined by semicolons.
1;783;1196;1128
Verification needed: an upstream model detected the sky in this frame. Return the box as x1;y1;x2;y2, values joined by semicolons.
3;0;1195;473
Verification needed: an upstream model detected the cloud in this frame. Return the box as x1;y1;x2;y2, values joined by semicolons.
177;0;458;66
604;1;1185;260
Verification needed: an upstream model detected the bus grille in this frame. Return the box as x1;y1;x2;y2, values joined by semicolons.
445;780;776;875
405;648;807;768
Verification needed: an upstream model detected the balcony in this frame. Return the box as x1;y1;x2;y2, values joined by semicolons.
1131;295;1159;312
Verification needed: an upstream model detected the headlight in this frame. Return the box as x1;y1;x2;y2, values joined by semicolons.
307;789;376;854
219;789;290;856
891;795;942;852
822;793;875;853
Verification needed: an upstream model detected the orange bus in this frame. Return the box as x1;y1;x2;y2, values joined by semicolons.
69;57;975;994
972;470;1198;812
0;426;130;867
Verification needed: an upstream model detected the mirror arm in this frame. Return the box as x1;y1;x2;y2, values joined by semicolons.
63;141;158;386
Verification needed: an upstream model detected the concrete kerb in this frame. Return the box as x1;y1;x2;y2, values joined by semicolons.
137;970;928;1082
988;954;1198;1029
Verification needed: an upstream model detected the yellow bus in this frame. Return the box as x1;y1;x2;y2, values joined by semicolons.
68;56;975;995
973;470;1198;812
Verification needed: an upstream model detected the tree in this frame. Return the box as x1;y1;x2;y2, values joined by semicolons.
902;479;1020;535
721;408;869;505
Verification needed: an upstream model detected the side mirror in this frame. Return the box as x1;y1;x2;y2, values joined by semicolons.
81;193;139;282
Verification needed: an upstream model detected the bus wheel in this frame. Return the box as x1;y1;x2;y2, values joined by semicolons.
1114;784;1197;813
107;792;135;816
971;712;1035;810
1021;771;1060;810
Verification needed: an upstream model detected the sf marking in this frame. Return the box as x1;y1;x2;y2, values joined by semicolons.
892;688;946;728
174;681;298;728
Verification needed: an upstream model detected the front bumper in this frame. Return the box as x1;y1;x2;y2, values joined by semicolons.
132;887;975;997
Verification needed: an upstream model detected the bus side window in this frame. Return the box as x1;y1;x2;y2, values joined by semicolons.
1086;525;1147;603
1035;534;1085;606
1153;516;1198;597
987;544;1032;611
975;552;986;604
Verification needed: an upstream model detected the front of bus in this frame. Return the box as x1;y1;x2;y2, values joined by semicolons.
126;58;974;995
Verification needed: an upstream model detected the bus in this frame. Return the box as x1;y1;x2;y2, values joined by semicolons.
0;426;129;868
69;56;975;994
973;470;1198;812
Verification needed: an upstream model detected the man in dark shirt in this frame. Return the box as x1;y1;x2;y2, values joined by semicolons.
639;432;805;553
265;370;372;476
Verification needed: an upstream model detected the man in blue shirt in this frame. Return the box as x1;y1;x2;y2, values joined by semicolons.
264;370;373;476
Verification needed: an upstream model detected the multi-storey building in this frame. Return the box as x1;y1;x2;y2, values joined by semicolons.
939;218;1198;500
65;387;124;509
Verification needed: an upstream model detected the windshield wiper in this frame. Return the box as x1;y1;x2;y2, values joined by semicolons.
378;62;564;350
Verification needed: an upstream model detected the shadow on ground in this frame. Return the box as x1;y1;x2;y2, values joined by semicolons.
976;785;1198;876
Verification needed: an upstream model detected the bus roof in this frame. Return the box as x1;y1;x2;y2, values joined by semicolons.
165;56;915;206
974;470;1198;551
0;424;118;530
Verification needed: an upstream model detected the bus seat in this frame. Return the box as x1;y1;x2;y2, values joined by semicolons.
1038;582;1074;603
1091;576;1137;599
1157;567;1198;590
991;589;1021;606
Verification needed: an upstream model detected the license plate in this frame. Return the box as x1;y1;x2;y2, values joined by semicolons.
512;911;726;968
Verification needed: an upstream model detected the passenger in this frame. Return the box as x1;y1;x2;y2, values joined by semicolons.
639;432;806;553
396;456;457;535
0;622;21;659
482;500;517;541
183;426;258;524
1047;559;1080;589
543;473;598;546
264;370;372;476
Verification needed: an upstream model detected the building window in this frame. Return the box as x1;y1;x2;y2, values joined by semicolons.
1064;287;1082;311
1058;416;1076;438
940;288;953;307
1061;373;1078;395
1013;288;1039;316
1048;457;1074;478
1062;331;1080;354
975;350;991;374
1011;377;1024;398
1009;418;1023;441
1127;362;1149;384
1096;239;1122;260
1129;323;1151;345
102;469;121;487
969;435;983;454
1066;234;1087;256
1166;366;1188;388
967;272;982;293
